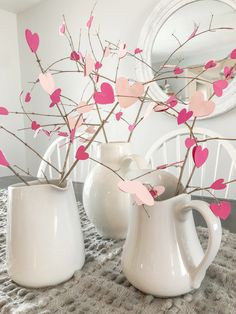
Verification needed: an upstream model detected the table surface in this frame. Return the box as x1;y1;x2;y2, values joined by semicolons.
0;188;236;314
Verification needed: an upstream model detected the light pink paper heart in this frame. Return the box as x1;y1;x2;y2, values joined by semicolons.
134;48;143;54
85;126;96;134
0;150;9;167
174;67;184;75
213;80;228;97
77;101;93;114
84;54;94;76
210;201;231;220
58;131;68;137
166;95;177;107
59;22;65;35
50;88;61;107
25;29;39;53
154;104;169;112
25;92;31;103
104;46;110;57
210;179;226;190
185;137;196;149
115;111;123;121
0;107;9;115
75;145;89;160
93;82;115;105
118;42;127;58
192;145;209;168
189;91;215;117
31;121;41;131
118;180;154;206
128;124;135;132
116;77;144;108
39;72;55;95
86;15;94;29
68;115;83;130
230;48;236;59
204;60;216;70
177;109;193;125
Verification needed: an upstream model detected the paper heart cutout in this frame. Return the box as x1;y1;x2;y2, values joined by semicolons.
188;23;199;40
154;104;169;112
213;80;228;97
84;54;94;76
116;77;144;109
150;185;165;198
185;137;196;149
224;66;233;80
85;126;96;134
230;48;236;59
86;15;94;29
118;180;154;206
210;201;231;220
118;42;127;58
115;111;123;121
210;179;226;190
95;61;102;70
70;51;81;61
192;145;209;168
174;67;184;75
0;107;9;115
68;115;83;130
93;82;115;105
204;60;216;70
128;124;136;132
50;88;61;107
166;95;177;107
134;48;143;54
75;145;89;160
31;121;41;131
25;29;39;53
0;150;9;167
58;131;68;137
59;22;65;35
25;92;31;103
189;90;215;117
77;101;93;113
177;109;193;125
39;72;55;95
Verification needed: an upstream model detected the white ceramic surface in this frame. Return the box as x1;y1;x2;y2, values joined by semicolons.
83;142;147;239
7;180;85;288
122;171;222;297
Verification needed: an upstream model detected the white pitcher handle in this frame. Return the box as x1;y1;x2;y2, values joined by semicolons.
178;200;222;289
120;154;148;175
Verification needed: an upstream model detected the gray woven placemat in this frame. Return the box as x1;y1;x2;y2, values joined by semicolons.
0;189;235;314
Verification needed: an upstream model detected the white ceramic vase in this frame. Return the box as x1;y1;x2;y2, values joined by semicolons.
83;142;147;239
122;171;222;297
7;180;85;288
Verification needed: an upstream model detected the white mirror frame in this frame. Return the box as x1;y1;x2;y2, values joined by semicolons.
136;0;236;119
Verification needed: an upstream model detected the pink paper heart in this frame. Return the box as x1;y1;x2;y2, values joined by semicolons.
70;51;81;61
118;42;127;58
177;109;193;125
115;111;123;121
31;121;41;131
58;131;68;137
95;61;102;70
0;107;9;115
210;179;226;190
25;29;39;53
93;82;115;105
84;54;94;76
25;92;31;103
86;15;94;29
128;124;136;132
50;88;61;107
104;46;110;57
204;60;216;70
85;126;96;134
118;180;154;206
213;80;228;97
116;77;144;108
77;101;93;113
59;22;65;35
230;48;236;59
68;115;83;130
75;145;89;160
39;72;56;95
189;90;215;117
188;23;199;40
174;67;184;75
192;145;209;168
185;137;196;149
134;48;143;54
166;95;177;107
151;185;165;197
224;66;233;80
154;104;169;112
210;201;231;220
0;150;9;167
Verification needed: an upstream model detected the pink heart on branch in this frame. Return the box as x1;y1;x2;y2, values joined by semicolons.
116;77;144;109
204;60;216;70
177;109;193;125
230;48;236;59
185;137;196;149
210;201;231;220
25;92;31;103
39;73;56;95
210;179;226;190
189;91;215;117
86;16;94;29
70;51;81;61
213;80;228;97
0;150;9;167
0;107;9;115
75;145;89;160
192;145;209;168
93;82;115;105
134;48;143;54
115;111;123;121
25;29;39;53
31;121;41;131
174;67;184;75
50;88;61;107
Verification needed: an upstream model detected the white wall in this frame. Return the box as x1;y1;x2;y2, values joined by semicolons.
0;8;26;177
17;0;236;191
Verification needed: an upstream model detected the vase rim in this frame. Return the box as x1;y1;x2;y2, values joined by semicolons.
99;141;131;146
8;179;71;191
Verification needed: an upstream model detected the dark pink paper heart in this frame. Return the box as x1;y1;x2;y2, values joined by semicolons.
204;60;216;70
75;145;89;160
177;109;193;125
25;92;31;103
25;29;39;53
70;51;81;61
174;67;184;75
0;150;9;167
185;137;196;149
50;88;61;107
210;179;226;190
31;121;41;131
93;82;115;105
192;145;209;168
134;48;143;54
0;107;9;115
230;48;236;59
115;111;123;121
210;201;231;220
213;80;228;97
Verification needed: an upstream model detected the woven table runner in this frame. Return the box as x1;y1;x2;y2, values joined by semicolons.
0;189;235;314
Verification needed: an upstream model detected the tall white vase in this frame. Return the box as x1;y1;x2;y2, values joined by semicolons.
7;180;85;288
83;142;147;239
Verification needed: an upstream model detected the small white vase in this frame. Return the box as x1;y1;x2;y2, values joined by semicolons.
122;171;222;297
7;180;85;288
83;142;147;239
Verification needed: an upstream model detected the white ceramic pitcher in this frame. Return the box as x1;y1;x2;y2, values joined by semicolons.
83;142;147;239
122;171;222;297
7;180;85;288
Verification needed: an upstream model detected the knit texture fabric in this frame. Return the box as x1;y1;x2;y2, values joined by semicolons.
0;189;235;314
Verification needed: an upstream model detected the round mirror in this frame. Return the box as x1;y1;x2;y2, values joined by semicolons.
137;0;236;118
